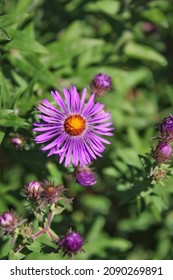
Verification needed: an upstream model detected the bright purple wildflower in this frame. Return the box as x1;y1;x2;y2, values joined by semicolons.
152;141;172;164
0;210;19;235
33;85;114;167
75;166;96;186
90;73;112;96
159;114;173;142
58;231;84;257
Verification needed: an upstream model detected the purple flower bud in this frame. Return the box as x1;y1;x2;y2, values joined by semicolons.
10;136;24;149
25;180;43;201
0;210;19;235
90;73;112;97
58;231;84;257
143;22;156;33
152;141;172;164
75;166;97;186
159;114;173;142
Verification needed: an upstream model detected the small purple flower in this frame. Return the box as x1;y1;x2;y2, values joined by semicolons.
90;73;112;96
75;166;96;186
152;141;172;164
159;114;173;142
0;210;19;235
33;85;114;167
58;231;84;257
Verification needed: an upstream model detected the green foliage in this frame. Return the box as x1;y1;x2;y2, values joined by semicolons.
1;0;173;260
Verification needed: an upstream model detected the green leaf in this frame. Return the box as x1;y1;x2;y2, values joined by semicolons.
5;28;49;54
0;13;29;27
142;8;168;28
80;195;111;215
26;240;42;253
0;109;30;128
25;252;62;260
0;27;11;40
85;0;120;17
0;131;5;144
8;250;25;260
124;42;167;66
46;162;62;184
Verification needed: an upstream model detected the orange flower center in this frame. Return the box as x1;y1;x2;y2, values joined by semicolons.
64;115;86;136
46;185;57;195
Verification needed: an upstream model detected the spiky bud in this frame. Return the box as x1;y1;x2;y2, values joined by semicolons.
159;114;173;142
75;166;97;186
40;181;65;205
90;73;112;97
152;141;172;164
0;210;19;235
25;180;43;201
10;136;25;149
58;231;84;257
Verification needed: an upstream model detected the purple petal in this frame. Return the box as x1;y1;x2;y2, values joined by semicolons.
51;90;69;115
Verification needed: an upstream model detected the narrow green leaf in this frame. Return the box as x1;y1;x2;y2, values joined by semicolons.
85;0;120;17
142;8;168;28
0;27;11;40
0;109;30;128
5;28;49;54
124;42;167;66
0;13;29;27
0;131;5;145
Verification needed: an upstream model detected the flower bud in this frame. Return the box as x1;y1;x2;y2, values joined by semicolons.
25;180;43;201
152;141;172;164
75;166;97;186
10;136;25;149
58;231;84;257
159;114;173;142
0;210;19;235
40;181;65;205
90;73;112;97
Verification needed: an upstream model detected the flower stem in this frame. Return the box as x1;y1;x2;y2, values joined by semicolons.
32;228;45;240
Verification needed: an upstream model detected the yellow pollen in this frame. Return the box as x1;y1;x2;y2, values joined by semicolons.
64;115;86;136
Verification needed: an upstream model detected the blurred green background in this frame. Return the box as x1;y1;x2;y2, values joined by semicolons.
1;0;173;260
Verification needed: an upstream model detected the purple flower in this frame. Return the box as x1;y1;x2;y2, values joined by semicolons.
0;210;19;235
58;231;84;257
159;114;173;142
75;166;96;186
152;141;172;164
90;73;112;96
34;85;114;167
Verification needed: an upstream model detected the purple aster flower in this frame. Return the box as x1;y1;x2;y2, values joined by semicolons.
33;85;114;167
90;73;112;97
159;114;173;142
152;141;172;164
75;166;96;186
58;231;84;257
